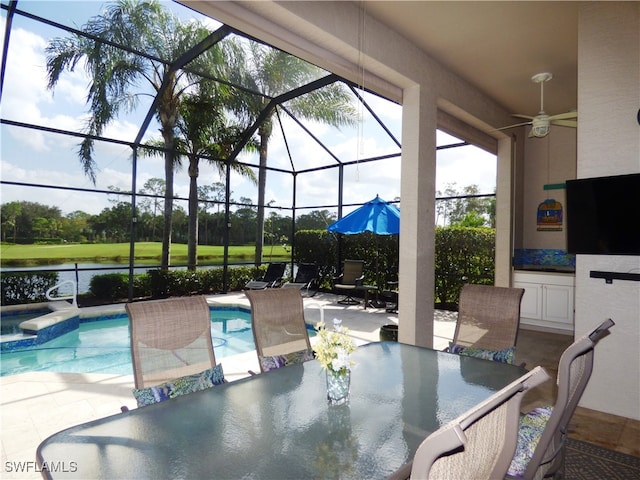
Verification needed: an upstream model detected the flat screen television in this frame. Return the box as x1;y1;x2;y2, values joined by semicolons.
566;172;640;255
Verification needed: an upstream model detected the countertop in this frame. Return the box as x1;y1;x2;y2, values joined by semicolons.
513;265;575;274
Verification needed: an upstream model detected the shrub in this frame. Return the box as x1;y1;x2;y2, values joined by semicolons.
141;266;260;299
434;226;495;306
295;226;494;306
226;265;260;291
0;271;59;305
89;273;129;301
294;230;335;266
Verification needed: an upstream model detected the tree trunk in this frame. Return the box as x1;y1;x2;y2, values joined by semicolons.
187;156;199;271
161;136;174;271
254;131;268;266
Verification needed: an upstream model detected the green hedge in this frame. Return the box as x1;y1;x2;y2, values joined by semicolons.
434;226;495;306
294;226;494;306
84;226;495;306
89;273;150;301
1;271;59;305
293;230;398;289
89;265;263;301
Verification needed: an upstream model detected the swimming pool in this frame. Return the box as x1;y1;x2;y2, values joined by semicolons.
0;308;52;335
0;307;260;377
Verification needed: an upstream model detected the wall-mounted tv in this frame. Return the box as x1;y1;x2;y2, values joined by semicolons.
566;172;640;255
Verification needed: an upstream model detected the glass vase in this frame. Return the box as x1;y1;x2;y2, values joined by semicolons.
326;369;350;405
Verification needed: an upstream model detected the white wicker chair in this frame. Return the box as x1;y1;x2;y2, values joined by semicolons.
126;295;216;389
506;318;615;480
245;288;313;373
388;366;550;480
453;284;525;351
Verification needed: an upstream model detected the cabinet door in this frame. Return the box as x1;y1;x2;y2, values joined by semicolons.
514;282;542;320
543;284;574;326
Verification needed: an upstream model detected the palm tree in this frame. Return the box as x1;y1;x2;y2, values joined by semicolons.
236;42;358;266
174;87;257;270
45;0;227;269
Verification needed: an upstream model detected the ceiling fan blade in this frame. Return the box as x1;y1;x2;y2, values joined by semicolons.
550;119;577;128
549;111;578;120
492;121;533;132
512;114;535;120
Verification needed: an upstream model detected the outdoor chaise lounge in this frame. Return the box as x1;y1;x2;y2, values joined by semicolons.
281;263;319;297
245;262;287;290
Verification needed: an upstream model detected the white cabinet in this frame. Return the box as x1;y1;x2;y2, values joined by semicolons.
513;272;575;332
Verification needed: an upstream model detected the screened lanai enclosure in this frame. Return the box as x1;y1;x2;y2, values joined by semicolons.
0;0;496;298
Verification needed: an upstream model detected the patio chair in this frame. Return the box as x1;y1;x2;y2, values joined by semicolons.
389;366;550;480
333;259;365;305
382;283;398;312
446;284;525;365
245;288;314;373
281;263;319;297
244;262;287;290
506;318;615;480
125;296;225;408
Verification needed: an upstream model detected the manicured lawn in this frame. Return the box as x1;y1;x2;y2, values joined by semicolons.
0;242;290;265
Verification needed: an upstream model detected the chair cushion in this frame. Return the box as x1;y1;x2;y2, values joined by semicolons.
507;406;554;477
132;363;225;407
259;349;315;372
449;342;516;364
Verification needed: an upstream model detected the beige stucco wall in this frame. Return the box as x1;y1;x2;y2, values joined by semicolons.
519;126;577;250
575;2;640;420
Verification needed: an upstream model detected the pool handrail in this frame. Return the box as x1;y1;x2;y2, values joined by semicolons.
46;280;78;308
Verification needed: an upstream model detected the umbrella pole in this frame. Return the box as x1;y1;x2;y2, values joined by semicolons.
372;237;386;308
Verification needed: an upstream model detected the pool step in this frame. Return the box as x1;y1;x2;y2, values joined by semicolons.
19;308;79;336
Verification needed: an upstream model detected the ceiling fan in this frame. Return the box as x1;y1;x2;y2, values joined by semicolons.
497;72;578;138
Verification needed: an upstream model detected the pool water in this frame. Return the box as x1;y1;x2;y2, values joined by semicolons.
0;309;51;335
0;309;258;377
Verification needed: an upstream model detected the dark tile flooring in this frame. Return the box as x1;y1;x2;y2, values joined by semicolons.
515;328;640;457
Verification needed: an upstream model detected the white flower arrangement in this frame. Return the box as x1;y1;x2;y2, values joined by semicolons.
313;318;357;375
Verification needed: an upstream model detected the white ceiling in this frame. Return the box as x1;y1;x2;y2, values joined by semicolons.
364;1;580;123
186;0;581;130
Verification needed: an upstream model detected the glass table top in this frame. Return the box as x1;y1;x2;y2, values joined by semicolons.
37;342;528;479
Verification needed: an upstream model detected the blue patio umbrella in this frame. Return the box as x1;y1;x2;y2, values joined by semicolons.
327;195;400;235
328;196;400;304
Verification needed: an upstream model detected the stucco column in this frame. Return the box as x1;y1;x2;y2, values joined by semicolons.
494;136;516;287
398;84;436;348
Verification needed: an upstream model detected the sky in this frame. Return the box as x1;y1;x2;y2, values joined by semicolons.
0;0;497;218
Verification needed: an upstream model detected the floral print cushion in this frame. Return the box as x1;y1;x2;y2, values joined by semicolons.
132;363;225;407
507;406;554;477
449;342;516;364
259;348;315;372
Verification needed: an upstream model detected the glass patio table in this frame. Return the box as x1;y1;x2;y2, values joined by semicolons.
36;342;527;479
